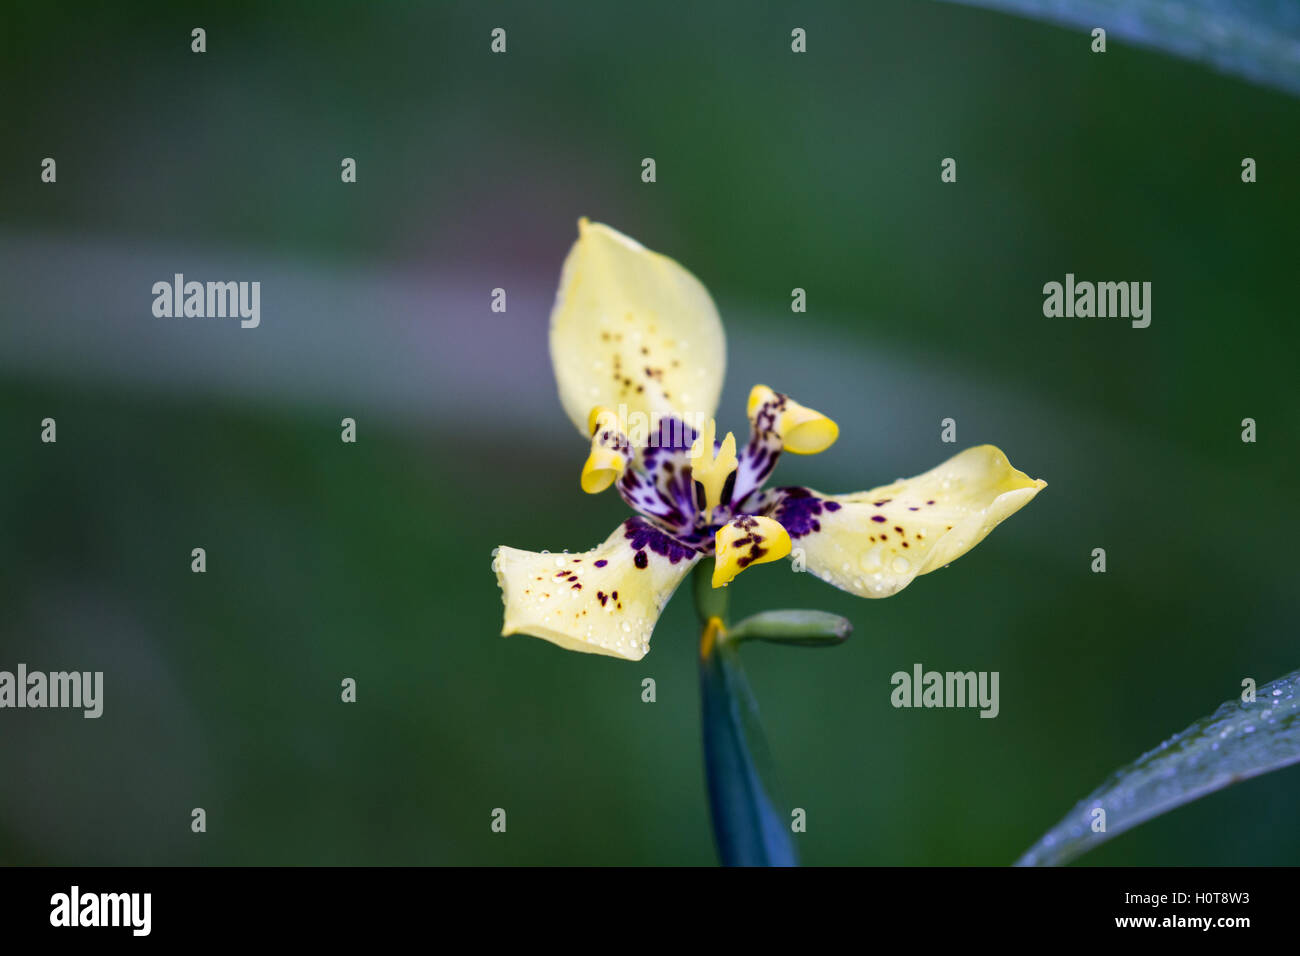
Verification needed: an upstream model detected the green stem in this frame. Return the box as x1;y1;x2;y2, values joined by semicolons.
692;558;729;626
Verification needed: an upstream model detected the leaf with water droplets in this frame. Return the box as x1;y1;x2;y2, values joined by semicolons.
1017;667;1300;866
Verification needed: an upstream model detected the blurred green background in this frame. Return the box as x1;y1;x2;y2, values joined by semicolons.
2;1;1298;865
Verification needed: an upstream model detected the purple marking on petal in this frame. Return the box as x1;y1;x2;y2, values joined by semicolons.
623;519;697;565
871;515;887;523
594;559;607;568
767;487;835;539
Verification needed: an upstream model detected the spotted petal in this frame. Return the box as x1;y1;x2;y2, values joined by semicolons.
549;220;726;437
762;445;1045;599
494;518;701;661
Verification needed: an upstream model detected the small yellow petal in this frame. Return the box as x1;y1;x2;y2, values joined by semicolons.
712;515;792;588
581;446;625;494
580;405;631;494
689;419;739;511
747;384;839;455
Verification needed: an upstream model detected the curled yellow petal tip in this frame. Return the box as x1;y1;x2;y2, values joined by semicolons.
747;384;839;455
783;410;839;455
712;515;792;588
580;447;625;494
581;406;628;493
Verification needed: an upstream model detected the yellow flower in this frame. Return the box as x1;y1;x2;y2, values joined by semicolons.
494;220;1045;661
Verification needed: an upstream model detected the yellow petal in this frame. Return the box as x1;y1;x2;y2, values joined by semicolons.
768;445;1045;598
689;419;739;512
712;515;792;588
747;384;839;455
550;220;726;436
580;406;630;494
494;519;699;661
580;446;625;494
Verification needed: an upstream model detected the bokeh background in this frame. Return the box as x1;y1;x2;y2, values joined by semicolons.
2;1;1298;865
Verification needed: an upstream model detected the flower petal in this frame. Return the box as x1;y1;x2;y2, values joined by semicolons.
580;407;632;494
762;445;1046;598
732;385;838;506
712;514;792;588
549;219;726;437
493;518;700;661
613;415;702;532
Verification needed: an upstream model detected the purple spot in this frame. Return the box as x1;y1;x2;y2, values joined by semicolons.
871;515;886;523
594;559;607;568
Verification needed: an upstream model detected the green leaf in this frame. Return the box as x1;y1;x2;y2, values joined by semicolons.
942;0;1300;97
1017;667;1300;866
700;636;799;867
728;609;853;647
